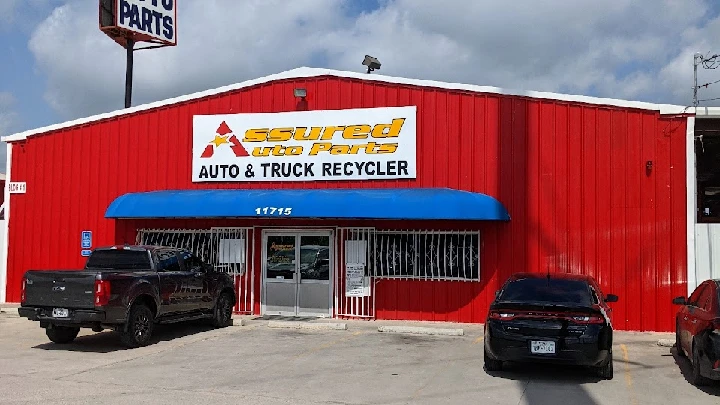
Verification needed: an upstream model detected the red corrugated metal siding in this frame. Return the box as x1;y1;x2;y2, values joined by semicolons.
5;76;688;331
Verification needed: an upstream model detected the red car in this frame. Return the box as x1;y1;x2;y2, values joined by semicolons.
672;279;720;386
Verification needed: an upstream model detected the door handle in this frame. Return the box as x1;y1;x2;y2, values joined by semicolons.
692;319;697;324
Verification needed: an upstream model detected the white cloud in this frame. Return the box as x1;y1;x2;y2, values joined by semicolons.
0;93;17;171
24;0;720;122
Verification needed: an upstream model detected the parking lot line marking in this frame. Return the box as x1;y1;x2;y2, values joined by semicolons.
472;336;484;345
620;344;639;405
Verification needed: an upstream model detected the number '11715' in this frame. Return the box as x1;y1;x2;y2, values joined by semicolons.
255;207;292;216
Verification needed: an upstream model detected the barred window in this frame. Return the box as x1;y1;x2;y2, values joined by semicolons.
368;231;480;281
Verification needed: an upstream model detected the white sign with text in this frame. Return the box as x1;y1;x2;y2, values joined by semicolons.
116;0;177;45
192;106;417;182
8;182;26;194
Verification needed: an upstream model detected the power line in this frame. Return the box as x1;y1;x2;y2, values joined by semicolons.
694;53;720;107
697;78;720;89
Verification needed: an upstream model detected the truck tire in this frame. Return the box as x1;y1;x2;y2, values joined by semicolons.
45;326;80;344
120;304;154;348
212;291;234;328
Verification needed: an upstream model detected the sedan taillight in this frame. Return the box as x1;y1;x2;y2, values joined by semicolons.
569;315;605;325
94;280;111;306
489;311;517;321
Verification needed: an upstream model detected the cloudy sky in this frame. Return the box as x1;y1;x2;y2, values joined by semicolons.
2;0;720;169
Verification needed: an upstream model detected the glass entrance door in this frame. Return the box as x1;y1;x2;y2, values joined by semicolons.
263;231;332;317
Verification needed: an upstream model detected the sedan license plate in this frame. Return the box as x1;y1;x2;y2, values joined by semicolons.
530;340;555;354
52;308;69;318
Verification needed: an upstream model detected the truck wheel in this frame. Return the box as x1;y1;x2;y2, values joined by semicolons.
45;326;80;344
120;304;154;348
212;291;234;328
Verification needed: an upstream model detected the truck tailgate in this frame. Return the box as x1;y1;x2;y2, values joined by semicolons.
24;271;97;309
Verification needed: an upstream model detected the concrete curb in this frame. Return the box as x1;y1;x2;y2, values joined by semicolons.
267;321;348;331
0;308;19;316
657;339;675;348
230;317;248;327
377;325;464;336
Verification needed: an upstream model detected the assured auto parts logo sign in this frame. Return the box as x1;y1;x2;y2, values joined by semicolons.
192;106;417;182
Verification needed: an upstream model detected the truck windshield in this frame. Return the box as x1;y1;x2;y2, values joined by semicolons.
85;250;151;270
497;277;593;306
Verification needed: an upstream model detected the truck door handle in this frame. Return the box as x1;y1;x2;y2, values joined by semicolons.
692;319;697;324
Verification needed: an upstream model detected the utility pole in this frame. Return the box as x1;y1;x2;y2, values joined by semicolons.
694;52;701;108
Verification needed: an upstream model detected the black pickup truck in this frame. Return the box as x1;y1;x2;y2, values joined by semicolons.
18;245;236;348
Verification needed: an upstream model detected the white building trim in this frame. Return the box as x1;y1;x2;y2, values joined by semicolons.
1;142;11;303
2;67;690;143
686;117;697;295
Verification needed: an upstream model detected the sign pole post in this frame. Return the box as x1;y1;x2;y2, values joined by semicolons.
125;38;134;109
99;1;177;109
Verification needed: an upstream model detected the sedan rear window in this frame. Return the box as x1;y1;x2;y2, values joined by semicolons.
85;250;151;270
497;277;593;306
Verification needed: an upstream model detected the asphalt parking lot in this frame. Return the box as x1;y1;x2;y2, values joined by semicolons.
0;312;718;405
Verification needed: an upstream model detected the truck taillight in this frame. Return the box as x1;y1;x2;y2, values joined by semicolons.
94;280;111;306
20;278;26;303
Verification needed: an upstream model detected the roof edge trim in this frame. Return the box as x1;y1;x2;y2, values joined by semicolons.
3;66;689;142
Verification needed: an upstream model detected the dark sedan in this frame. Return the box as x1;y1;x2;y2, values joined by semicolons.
483;272;618;379
672;279;720;386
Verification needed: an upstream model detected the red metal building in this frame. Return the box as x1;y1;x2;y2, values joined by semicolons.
0;67;692;332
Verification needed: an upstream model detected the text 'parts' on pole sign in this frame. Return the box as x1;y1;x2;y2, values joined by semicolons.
192;106;418;182
116;0;177;45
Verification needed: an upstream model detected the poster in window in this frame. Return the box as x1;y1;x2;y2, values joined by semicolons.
218;238;245;264
345;240;367;265
345;263;369;297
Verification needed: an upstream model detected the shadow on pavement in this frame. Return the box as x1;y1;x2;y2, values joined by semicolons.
31;322;218;353
486;362;603;405
485;361;604;384
671;346;720;396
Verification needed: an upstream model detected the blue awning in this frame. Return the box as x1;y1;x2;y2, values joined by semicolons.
105;188;510;221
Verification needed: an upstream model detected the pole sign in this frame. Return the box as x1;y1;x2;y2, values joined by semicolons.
116;0;177;45
192;106;417;182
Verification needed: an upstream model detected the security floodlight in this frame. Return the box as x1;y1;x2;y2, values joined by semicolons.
294;88;307;98
362;55;381;73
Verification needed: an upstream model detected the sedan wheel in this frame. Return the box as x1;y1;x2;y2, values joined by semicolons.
691;343;712;386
